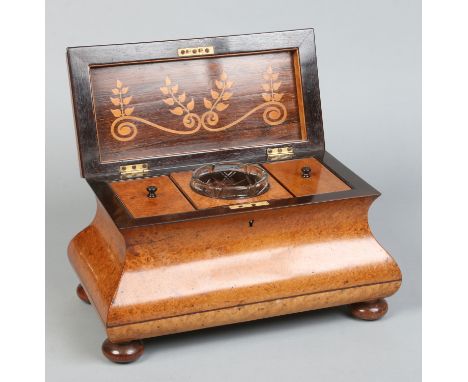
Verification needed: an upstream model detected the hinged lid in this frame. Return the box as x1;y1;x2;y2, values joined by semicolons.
67;29;324;179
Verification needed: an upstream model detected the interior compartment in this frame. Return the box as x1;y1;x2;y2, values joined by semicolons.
110;176;195;218
170;168;292;209
263;158;350;197
110;157;352;218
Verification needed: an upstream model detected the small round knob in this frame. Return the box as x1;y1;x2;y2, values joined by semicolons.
146;185;158;198
301;166;312;178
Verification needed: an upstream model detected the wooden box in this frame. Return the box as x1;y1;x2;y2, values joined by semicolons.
67;29;401;363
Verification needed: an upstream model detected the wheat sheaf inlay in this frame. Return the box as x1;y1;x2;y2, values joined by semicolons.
110;66;287;142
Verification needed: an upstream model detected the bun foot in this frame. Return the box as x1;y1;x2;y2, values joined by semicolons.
76;284;90;304
349;299;388;321
102;339;144;363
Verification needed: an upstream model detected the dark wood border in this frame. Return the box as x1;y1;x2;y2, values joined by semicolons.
89;152;380;229
67;29;324;178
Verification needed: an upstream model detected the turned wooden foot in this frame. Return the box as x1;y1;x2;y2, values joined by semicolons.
349;299;388;321
102;339;144;363
76;284;90;304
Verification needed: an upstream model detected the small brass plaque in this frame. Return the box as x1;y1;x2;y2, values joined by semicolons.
178;46;214;57
228;201;270;210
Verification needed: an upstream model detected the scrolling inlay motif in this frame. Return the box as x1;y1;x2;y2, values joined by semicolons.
110;66;287;142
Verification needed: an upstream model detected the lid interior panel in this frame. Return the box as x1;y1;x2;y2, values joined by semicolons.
90;50;306;164
67;29;324;178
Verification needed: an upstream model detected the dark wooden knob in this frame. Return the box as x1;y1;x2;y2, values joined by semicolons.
146;185;158;198
301;166;312;178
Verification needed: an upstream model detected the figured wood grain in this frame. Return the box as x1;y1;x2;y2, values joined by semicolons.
110;176;195;218
263;157;351;196
170;169;292;209
68;200;125;323
68;195;402;343
109;197;400;327
107;281;400;342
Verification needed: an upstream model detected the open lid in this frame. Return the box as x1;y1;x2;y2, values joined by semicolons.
67;29;324;178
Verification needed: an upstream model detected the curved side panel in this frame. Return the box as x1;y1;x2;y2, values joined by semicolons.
68;200;126;324
107;197;402;330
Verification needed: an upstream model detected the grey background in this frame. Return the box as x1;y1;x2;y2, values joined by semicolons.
46;0;421;381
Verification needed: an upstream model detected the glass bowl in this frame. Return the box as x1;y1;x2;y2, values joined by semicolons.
190;162;270;200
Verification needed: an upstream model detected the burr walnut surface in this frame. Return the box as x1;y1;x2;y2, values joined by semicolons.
68;195;401;344
107;282;400;342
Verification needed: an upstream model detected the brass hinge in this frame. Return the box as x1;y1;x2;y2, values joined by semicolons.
229;201;270;210
178;46;214;57
119;163;149;178
266;146;294;161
